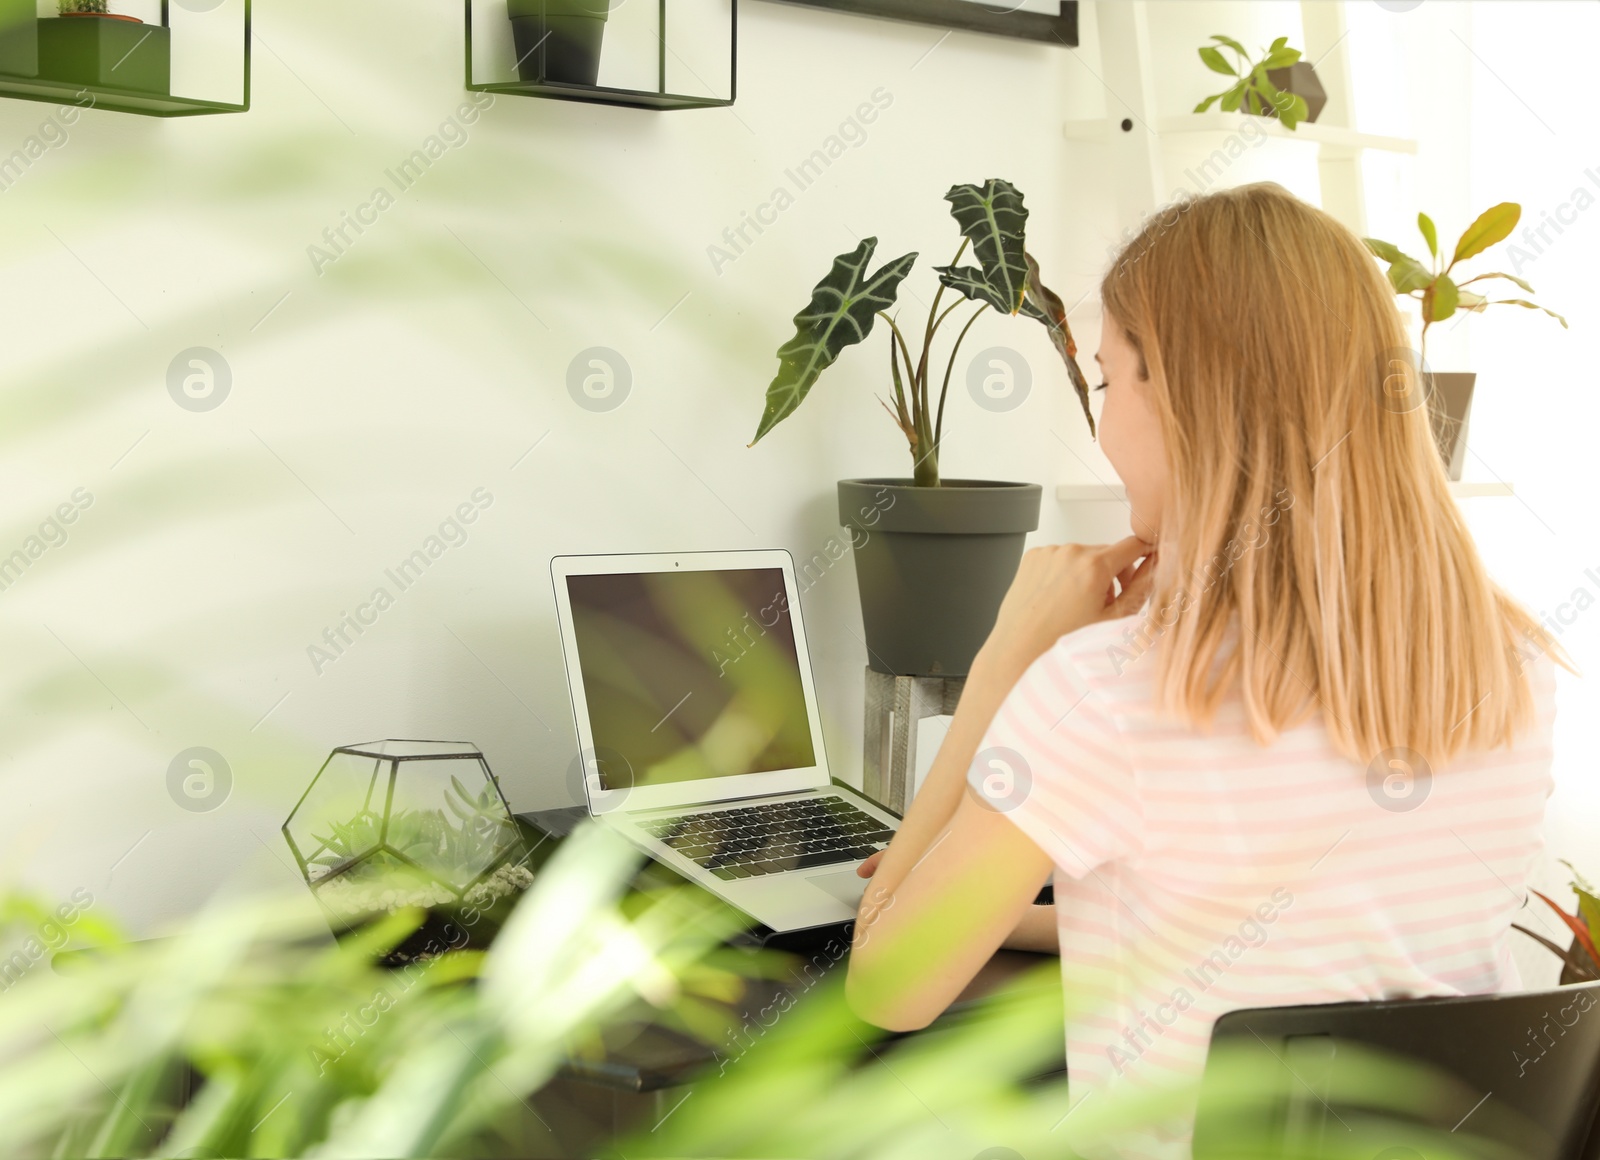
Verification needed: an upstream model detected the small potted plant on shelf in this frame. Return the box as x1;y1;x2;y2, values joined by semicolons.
39;0;170;95
0;0;38;78
1364;204;1567;480
1194;34;1323;129
1514;861;1600;985
749;178;1096;678
506;0;610;87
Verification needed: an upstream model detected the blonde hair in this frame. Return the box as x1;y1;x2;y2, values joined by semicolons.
1100;182;1560;767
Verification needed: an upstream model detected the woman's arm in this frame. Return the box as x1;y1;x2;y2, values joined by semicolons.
1004;905;1060;953
846;538;1153;1030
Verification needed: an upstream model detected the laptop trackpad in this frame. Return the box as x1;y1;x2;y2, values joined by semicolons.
808;868;868;907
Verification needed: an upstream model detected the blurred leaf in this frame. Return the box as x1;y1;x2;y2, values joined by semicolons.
1514;924;1599;980
1194;93;1222;113
1494;298;1569;327
1387;256;1434;295
1426;274;1459;322
1221;85;1246;112
1364;237;1408;264
1461;270;1534;292
1210;33;1249;56
1276;91;1309;130
1418;212;1438;258
1533;889;1600;964
1199;46;1235;75
1452;201;1521;263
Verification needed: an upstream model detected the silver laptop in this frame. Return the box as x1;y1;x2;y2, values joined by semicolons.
551;550;900;933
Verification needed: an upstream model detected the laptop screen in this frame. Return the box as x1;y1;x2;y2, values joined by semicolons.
564;567;817;790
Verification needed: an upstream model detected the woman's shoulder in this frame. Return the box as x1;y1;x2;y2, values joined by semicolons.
1045;612;1159;686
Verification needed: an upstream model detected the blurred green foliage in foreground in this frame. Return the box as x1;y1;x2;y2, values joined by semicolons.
0;824;1506;1159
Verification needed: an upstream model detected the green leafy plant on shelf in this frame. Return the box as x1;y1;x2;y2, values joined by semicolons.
1364;204;1568;368
1194;35;1309;128
1515;859;1600;983
748;178;1095;488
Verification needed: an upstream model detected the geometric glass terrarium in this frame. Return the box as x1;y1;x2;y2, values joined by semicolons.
282;740;533;959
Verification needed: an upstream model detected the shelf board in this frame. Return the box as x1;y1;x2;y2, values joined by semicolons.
0;72;246;117
1063;112;1417;159
467;79;732;111
1057;480;1513;503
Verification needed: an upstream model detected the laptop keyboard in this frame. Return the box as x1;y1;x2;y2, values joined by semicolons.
637;795;895;880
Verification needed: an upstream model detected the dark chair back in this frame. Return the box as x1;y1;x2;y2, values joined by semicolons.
1193;982;1600;1159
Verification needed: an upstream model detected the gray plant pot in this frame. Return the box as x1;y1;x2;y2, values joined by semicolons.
838;479;1042;678
37;15;170;94
507;0;610;86
1263;60;1327;124
1426;372;1476;482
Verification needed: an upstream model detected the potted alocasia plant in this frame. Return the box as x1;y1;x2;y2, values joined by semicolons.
749;178;1095;678
506;0;610;87
1365;204;1566;480
38;0;170;94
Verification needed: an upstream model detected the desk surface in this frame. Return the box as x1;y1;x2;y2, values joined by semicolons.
522;807;1061;1093
561;946;1059;1093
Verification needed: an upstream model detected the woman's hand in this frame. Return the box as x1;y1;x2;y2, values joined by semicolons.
856;849;884;879
976;536;1156;682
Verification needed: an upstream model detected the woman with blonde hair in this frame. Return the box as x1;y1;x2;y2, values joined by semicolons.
847;182;1561;1155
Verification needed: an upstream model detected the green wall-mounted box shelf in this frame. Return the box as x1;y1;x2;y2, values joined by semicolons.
465;0;735;111
0;0;249;118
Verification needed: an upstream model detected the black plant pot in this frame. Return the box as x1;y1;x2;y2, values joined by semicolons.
839;479;1042;678
1426;372;1476;482
37;14;170;94
1262;60;1327;124
507;0;609;86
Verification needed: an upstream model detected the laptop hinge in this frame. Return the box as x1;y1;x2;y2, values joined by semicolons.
629;785;846;817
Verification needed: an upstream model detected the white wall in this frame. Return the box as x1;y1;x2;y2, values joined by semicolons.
2;0;1591;967
0;0;1108;931
1459;0;1600;983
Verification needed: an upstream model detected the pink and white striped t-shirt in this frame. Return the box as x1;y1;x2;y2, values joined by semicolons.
971;614;1557;1158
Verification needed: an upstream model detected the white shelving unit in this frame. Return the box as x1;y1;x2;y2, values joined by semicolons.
1058;4;1510;504
1070;0;1416;238
1056;480;1514;504
1063;112;1417;161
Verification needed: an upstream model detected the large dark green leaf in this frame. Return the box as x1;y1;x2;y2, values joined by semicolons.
936;179;1030;315
1019;252;1095;438
1452;202;1520;264
750;238;917;445
931;264;1007;312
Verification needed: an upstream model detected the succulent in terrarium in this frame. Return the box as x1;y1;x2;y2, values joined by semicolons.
283;741;534;957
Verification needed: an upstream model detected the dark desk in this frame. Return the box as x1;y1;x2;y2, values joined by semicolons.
514;809;1065;1157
